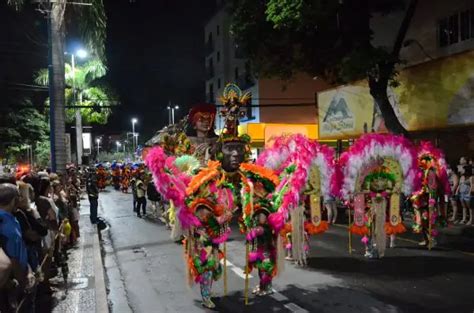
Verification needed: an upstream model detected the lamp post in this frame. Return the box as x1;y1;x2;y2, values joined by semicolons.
68;48;88;166
134;133;139;150
167;104;179;124
96;138;101;155
131;118;137;154
116;141;121;153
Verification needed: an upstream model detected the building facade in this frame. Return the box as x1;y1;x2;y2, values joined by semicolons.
204;2;329;147
318;0;474;162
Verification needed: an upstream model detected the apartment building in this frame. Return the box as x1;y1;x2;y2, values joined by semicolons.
204;1;326;148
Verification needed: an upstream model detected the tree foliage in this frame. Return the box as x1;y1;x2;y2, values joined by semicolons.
75;0;107;61
35;58;117;125
231;0;414;134
0;98;49;161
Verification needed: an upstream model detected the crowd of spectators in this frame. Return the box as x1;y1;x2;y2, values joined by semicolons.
0;166;82;313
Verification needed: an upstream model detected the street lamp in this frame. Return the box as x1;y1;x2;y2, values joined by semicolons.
167;104;179;124
116;141;122;153
134;133;139;149
96;138;101;155
76;49;88;59
131;118;138;154
67;48;88;166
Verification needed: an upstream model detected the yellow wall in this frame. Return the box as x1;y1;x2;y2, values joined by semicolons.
318;50;474;139
239;123;318;147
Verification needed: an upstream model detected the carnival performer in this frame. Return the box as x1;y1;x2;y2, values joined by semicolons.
111;162;121;190
240;163;281;295
145;84;250;307
146;84;313;305
96;164;107;191
120;164;131;193
257;134;337;266
411;141;450;248
340;134;419;259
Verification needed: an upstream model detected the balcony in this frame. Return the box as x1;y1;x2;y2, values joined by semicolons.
205;40;214;56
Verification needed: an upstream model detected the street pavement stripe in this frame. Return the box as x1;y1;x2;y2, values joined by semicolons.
284;302;310;313
270;290;288;301
221;259;253;279
223;257;309;313
332;223;474;257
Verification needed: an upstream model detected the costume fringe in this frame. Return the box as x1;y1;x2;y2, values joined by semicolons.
305;221;329;235
349;224;369;236
275;235;285;278
384;222;406;235
290;206;305;265
374;198;387;258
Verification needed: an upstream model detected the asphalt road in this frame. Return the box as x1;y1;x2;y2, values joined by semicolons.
98;188;474;313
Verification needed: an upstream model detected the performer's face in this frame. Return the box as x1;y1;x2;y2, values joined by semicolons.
222;141;246;172
258;212;267;224
194;114;213;134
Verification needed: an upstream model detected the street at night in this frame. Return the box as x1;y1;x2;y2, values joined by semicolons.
97;188;473;313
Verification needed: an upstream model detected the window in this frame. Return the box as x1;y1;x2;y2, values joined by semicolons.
471;10;474;39
234;67;239;81
448;14;459;45
218;78;221;89
209;83;214;103
460;10;471;41
207;58;214;79
439;18;449;47
206;32;214;55
438;9;474;47
217;51;220;62
217;25;220;36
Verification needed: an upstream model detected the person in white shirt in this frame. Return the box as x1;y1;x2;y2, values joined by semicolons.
135;173;147;218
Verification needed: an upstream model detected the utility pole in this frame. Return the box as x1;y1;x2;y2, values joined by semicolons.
36;0;92;173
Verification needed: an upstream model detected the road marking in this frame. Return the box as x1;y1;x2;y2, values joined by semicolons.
332;223;474;257
221;259;253;279
284;302;310;313
222;259;309;312
270;290;288;301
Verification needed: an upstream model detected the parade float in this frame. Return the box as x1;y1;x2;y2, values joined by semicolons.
339;134;419;258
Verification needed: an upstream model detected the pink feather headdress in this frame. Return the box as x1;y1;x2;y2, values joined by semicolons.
339;134;420;199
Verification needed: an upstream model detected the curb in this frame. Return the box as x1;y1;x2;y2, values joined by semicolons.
93;225;109;313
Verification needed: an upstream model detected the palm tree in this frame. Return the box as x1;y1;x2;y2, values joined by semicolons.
36;58;116;164
6;0;107;173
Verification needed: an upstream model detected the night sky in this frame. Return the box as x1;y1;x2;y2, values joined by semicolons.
0;0;216;143
103;0;216;140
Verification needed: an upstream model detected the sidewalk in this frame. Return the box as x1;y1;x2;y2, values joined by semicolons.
52;199;109;313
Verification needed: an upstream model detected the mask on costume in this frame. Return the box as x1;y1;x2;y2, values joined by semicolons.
195;113;214;134
221;141;246;172
217;84;252;172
